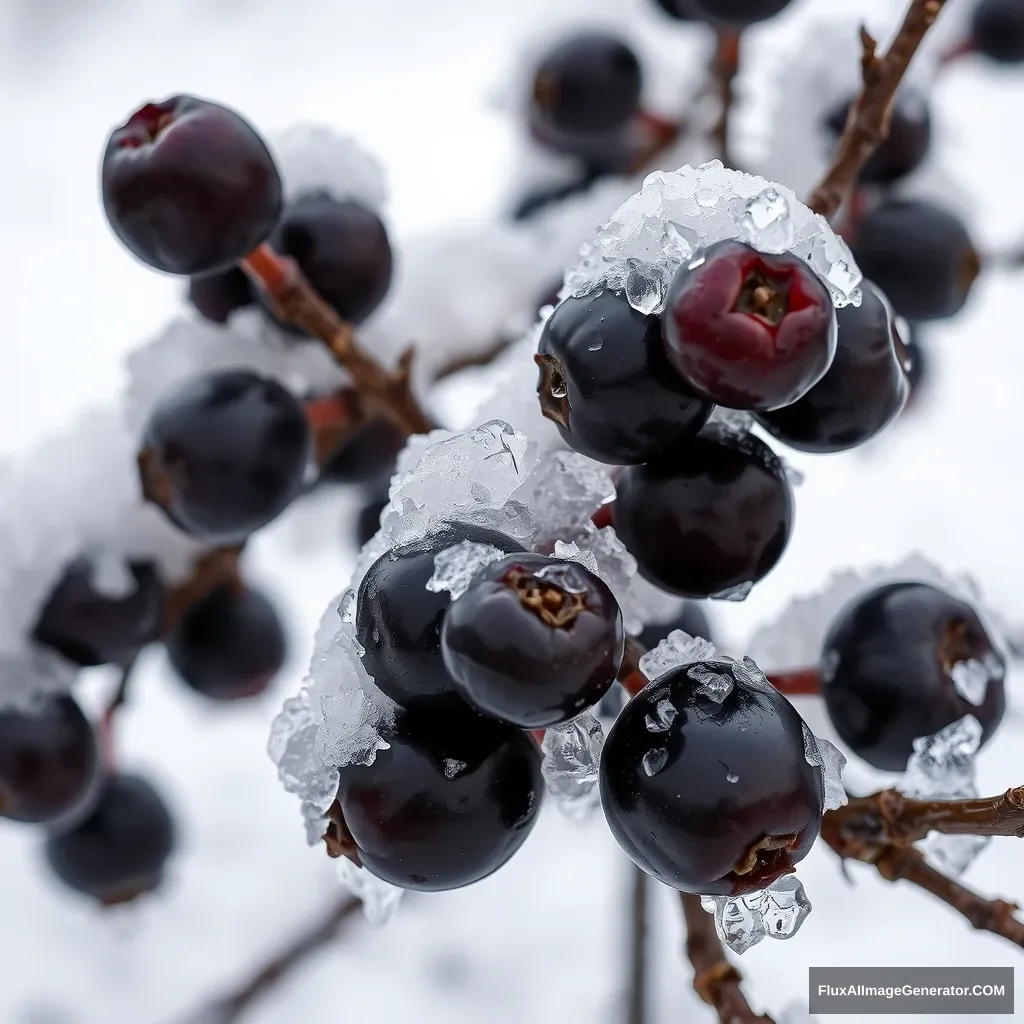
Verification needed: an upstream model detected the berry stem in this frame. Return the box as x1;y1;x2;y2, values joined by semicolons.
628;109;685;174
626;863;649;1024
303;389;368;466
807;1;950;219
163;546;245;633
765;667;821;696
711;29;742;168
98;656;139;770
241;243;436;436
679;892;777;1023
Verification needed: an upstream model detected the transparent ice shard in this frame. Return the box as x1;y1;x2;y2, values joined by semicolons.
541;710;604;820
707;407;754;438
553;539;601;576
801;721;849;811
949;653;1003;707
639;629;717;682
443;758;467;779
522;451;615;541
425;541;507;600
702;875;813;954
642;747;669;777
644;698;678;733
688;661;735;703
740;187;795;253
336;858;405;926
710;580;754;602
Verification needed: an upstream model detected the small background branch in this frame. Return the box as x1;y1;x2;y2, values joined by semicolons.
627;864;648;1024
711;30;742;167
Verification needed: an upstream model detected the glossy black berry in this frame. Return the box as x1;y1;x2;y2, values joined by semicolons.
188;267;253;323
613;425;793;598
319;419;404;486
536;290;712;464
0;695;99;824
756;280;910;452
167;584;285;701
651;0;698;20
102;95;282;275
971;0;1024;64
334;709;543;891
139;369;312;544
44;773;176;905
263;193;393;331
441;554;624;728
850;199;979;322
33;559;165;668
601;661;824;895
356;524;525;711
821;582;1006;772
684;0;794;26
638;601;713;653
904;333;927;408
825;92;930;185
662;240;837;412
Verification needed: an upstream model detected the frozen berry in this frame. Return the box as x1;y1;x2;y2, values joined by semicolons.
684;0;794;26
33;559;165;668
0;695;99;824
821;582;1006;772
319;419;404;486
139;369;312;544
263;193;393;330
188;267;253;323
333;709;543;891
638;601;713;653
600;660;824;895
441;554;624;728
44;773;176;905
536;289;712;464
971;0;1024;64
825;91;930;185
756;280;910;452
850;199;979;322
613;425;793;598
102;95;282;275
356;524;525;711
661;240;837;411
167;584;285;701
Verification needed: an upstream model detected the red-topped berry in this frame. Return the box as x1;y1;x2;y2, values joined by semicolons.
102;95;282;275
661;240;836;411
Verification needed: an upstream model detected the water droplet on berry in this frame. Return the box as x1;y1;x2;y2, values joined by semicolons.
726;770;739;783
550;380;569;399
587;337;604;352
740;187;795;254
339;589;357;624
642;747;668;776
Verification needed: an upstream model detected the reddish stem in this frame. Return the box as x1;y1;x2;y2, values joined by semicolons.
303;389;367;466
766;667;821;697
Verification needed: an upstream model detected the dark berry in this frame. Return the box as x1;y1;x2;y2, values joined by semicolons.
512;171;601;223
441;554;624;728
532;34;642;138
44;773;175;905
638;601;713;653
167;584;285;701
319;419;404;486
33;559;164;668
661;240;837;411
139;369;312;544
613;425;793;598
820;582;1006;772
971;0;1024;64
355;496;388;548
903;333;927;408
356;524;525;711
0;695;99;824
651;0;698;20
825;91;930;185
536;289;712;464
600;660;824;895
756;280;910;452
850;199;979;322
262;193;392;330
188;267;253;323
102;95;282;275
334;709;543;891
684;0;794;26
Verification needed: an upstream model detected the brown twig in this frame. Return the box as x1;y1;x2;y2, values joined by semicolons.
807;1;950;219
177;895;363;1024
626;864;648;1024
97;655;139;768
765;667;821;697
711;30;742;168
680;893;776;1023
241;243;435;436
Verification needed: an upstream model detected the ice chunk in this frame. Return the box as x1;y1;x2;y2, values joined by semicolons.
801;721;848;811
644;698;678;733
707;407;754;438
268;692;342;814
639;629;717;682
702;876;813;954
425;541;507;600
541;710;603;820
740;187;795;253
688;661;735;703
520;451;615;542
443;758;467;779
950;654;1003;706
642;747;669;777
710;581;754;602
552;539;601;576
625;258;672;315
336;858;404;926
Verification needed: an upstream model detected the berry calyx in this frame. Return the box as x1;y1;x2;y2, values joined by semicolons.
139;369;312;544
661;240;837;411
188;267;253;323
102;95;282;275
613;425;793;598
971;0;1024;64
332;708;543;891
355;524;525;711
441;554;624;728
820;582;1006;772
683;0;795;27
536;289;712;464
33;558;165;668
0;695;99;824
850;199;979;322
44;773;176;905
167;584;286;701
756;280;910;452
600;660;824;895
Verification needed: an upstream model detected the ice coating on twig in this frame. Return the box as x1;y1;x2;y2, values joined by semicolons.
335;858;404;925
561;161;862;316
898;716;989;876
700;875;813;955
425;542;508;601
801;721;849;812
540;710;604;820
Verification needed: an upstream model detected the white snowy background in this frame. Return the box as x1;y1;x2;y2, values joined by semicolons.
0;0;1023;1021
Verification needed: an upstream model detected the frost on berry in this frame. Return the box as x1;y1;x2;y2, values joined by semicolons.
425;541;509;600
639;629;717;683
561;161;862;316
700;875;813;955
540;709;604;820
